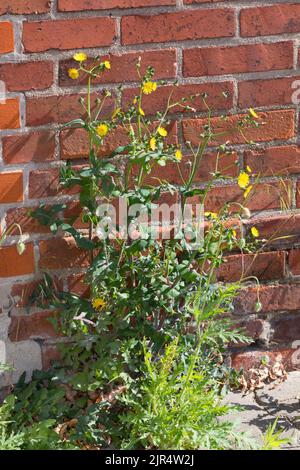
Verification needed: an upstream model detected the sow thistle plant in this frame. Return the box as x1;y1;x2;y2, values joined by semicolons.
0;54;286;450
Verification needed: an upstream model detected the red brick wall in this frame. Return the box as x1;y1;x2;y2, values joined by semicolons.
1;1;300;372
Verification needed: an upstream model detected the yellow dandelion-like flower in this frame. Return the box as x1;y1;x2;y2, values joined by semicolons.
104;60;111;70
150;137;157;151
157;127;168;138
244;184;253;199
251;226;259;238
73;52;87;62
232;229;237;238
142;81;157;95
238;172;250;189
96;123;109;138
139;106;145;116
68;68;79;80
249;108;259;119
92;298;106;311
175;149;182;162
205;211;217;219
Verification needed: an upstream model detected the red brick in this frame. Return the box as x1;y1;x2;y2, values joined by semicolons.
28;168;78;199
203;181;290;213
184;0;231;3
42;345;61;370
26;93;115;127
63;201;89;230
231;348;299;372
217;251;286;282
238;76;300;109
58;0;175;10
241;4;300;38
122;82;234;115
271;316;300;343
183;42;293;77
0;0;50;14
0;244;35;278
121;9;235;45
289;249;300;276
60;49;177;87
245;146;300;177
0;22;14;54
39;238;89;270
0;172;23;203
6;207;50;234
182;110;295;146
131;151;237;187
10;280;42;309
67;273;90;297
234;284;300;315
233;319;264;344
60;121;177;160
23;17;116;53
0;62;53;92
243;214;300;249
9;278;63;309
9;311;57;342
0;99;20;130
2;131;56;165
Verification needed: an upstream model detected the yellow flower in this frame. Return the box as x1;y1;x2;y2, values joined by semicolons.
175;150;182;162
92;298;106;311
96;123;109;138
249;108;259;119
238;172;250;189
246;165;252;173
243;184;253;199
68;68;79;80
232;229;237;238
205;211;217;219
104;60;111;70
142;81;157;95
150;137;157;151
157;127;168;137
139;106;145;116
251;226;259;238
73;52;87;62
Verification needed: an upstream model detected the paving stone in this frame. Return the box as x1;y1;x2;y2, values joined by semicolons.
223;376;300;449
0;339;42;387
256;371;300;421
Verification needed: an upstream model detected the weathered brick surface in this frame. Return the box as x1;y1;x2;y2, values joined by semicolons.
244;146;300;177
182;110;295;146
39;238;89;270
183;42;293;77
1;1;300;374
0;99;20;130
240;4;300;37
0;244;35;278
0;172;23;203
0;62;54;92
60;49;177;87
0;1;50;15
122;9;235;45
23;18;116;52
3;132;56;165
58;0;176;10
0;22;14;54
